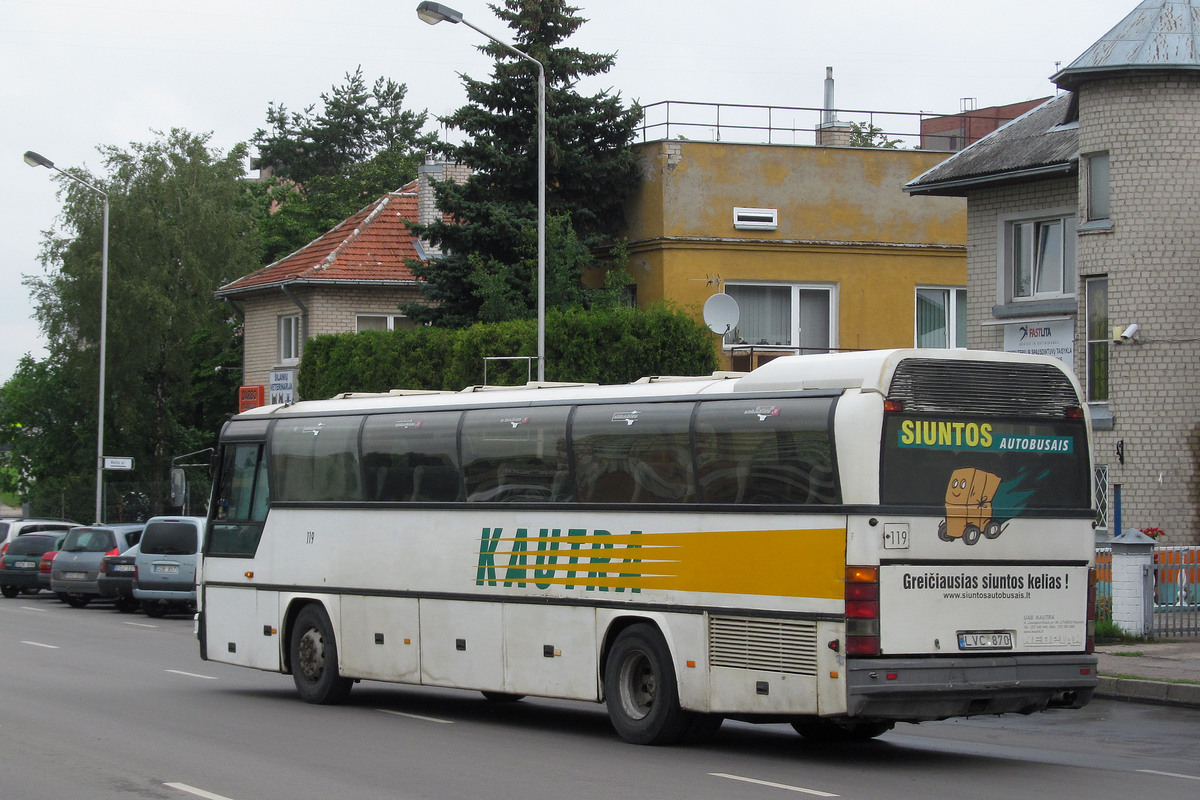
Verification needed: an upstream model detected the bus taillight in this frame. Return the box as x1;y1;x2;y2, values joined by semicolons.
1086;568;1097;654
845;566;880;656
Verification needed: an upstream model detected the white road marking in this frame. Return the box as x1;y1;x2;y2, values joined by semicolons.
166;669;218;680
1138;769;1200;782
376;708;454;724
124;621;158;628
21;640;58;649
711;772;839;797
165;782;239;800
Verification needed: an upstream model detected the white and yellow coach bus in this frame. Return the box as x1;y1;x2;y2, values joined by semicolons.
198;349;1099;744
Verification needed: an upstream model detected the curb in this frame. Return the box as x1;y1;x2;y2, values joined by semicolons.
1095;676;1200;709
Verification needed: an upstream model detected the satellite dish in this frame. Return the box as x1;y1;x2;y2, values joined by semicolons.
703;292;740;335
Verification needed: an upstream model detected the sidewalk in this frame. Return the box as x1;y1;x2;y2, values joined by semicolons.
1094;639;1200;708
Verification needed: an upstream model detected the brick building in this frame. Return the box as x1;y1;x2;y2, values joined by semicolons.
906;0;1200;546
215;180;427;400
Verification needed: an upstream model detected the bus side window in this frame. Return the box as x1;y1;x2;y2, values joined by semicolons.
270;416;364;502
694;398;838;505
570;403;695;504
461;408;570;502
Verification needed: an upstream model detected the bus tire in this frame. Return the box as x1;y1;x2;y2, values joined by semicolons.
604;624;691;745
290;604;353;705
791;717;894;743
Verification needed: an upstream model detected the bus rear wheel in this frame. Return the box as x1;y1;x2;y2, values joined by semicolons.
604;624;692;745
290;604;353;705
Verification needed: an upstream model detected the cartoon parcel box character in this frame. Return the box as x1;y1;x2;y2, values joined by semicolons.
940;467;1002;544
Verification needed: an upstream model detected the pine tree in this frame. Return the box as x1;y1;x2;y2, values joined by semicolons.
410;0;641;326
252;68;439;262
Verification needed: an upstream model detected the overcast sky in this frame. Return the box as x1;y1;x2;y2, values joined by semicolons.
1;0;1139;383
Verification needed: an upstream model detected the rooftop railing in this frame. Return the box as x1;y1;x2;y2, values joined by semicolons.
637;100;1017;150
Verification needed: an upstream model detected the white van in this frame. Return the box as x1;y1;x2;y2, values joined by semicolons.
132;516;205;617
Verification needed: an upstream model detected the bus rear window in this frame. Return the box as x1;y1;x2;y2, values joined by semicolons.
880;415;1090;513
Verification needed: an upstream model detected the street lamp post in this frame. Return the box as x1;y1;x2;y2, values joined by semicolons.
24;150;109;523
416;1;546;382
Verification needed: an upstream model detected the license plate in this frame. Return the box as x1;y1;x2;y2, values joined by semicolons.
153;564;179;574
958;631;1013;651
14;561;36;569
112;564;135;573
64;571;86;581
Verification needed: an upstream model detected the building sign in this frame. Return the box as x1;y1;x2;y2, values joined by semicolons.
238;385;265;413
270;369;297;405
1003;319;1074;369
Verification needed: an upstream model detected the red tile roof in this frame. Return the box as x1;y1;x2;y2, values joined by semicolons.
216;180;424;296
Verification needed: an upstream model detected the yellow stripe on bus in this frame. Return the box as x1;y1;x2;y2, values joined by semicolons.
477;528;846;599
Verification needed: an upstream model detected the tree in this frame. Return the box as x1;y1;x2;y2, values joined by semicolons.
849;122;904;149
410;0;642;327
6;129;259;521
252;67;439;262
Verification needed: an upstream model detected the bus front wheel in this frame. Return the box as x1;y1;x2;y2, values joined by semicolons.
604;624;691;745
290;604;353;705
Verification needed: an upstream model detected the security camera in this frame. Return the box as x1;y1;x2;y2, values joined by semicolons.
1121;323;1140;340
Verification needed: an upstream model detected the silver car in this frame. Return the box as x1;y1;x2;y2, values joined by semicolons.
51;524;144;607
132;516;204;617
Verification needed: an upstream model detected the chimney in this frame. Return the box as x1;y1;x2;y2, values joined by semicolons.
815;66;853;147
416;160;473;257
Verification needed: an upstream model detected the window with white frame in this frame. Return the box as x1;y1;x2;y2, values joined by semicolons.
722;283;834;353
279;315;301;365
1004;211;1076;302
916;287;966;348
356;314;413;332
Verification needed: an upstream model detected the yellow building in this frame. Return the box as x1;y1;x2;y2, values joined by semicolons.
623;139;966;370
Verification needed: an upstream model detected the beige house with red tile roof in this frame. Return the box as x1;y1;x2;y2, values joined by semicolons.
215;179;426;401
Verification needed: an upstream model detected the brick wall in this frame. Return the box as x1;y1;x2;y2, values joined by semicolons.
1075;75;1200;546
239;284;424;393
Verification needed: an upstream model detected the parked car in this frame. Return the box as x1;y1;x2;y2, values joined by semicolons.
0;518;79;557
50;524;144;607
133;516;204;617
98;542;141;613
38;536;68;592
0;533;62;597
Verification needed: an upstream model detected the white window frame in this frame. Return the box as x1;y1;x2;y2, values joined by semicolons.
279;315;301;366
721;282;837;353
356;313;410;333
915;286;967;349
997;207;1076;304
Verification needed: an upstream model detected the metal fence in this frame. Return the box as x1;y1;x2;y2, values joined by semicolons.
636;100;1010;150
1095;546;1200;638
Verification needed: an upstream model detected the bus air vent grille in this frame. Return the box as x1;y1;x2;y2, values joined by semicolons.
888;359;1078;417
709;616;818;675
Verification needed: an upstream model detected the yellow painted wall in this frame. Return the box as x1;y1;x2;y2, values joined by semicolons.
621;141;967;364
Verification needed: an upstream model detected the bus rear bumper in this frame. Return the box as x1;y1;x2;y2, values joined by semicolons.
845;653;1098;720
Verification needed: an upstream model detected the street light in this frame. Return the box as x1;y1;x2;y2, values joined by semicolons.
416;1;546;382
24;150;110;524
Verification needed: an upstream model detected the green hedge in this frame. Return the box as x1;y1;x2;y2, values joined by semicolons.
298;305;719;398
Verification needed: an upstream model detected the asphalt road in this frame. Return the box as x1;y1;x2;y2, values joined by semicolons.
4;593;1199;800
